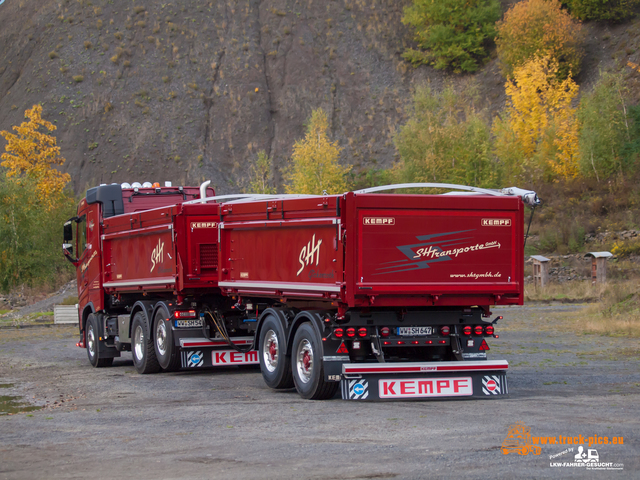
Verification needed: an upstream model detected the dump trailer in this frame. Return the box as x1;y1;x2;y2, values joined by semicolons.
64;181;538;401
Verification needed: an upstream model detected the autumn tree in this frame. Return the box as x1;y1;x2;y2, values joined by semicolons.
285;109;350;195
493;56;580;183
0;104;71;209
248;150;276;194
402;0;501;73
495;0;584;79
394;84;499;187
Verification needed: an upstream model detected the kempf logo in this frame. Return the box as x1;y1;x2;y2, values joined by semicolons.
482;218;511;227
363;217;395;225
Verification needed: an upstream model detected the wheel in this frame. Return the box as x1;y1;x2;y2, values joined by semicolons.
258;315;294;389
291;323;339;400
154;308;180;371
131;312;161;374
86;314;113;368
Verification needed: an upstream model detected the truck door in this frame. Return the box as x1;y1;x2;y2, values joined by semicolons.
76;206;102;311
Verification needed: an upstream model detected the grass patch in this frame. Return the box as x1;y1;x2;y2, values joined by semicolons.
525;281;601;303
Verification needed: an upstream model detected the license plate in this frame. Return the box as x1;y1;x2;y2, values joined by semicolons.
397;326;432;336
175;319;203;328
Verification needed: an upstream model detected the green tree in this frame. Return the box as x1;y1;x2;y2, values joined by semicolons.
402;0;501;73
248;150;276;194
495;0;584;79
393;84;499;187
0;176;75;291
285;109;350;195
578;72;632;180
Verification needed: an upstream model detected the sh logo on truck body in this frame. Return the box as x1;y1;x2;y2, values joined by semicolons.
297;234;323;276
150;239;164;273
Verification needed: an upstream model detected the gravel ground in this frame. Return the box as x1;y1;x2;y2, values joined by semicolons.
0;304;638;479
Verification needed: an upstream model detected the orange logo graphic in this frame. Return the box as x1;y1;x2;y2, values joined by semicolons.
502;422;542;456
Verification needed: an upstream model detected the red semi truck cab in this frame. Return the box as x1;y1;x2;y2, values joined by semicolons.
64;182;539;402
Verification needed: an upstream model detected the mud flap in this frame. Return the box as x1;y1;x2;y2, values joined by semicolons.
340;360;509;401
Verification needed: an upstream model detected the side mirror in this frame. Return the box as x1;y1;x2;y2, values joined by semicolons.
63;218;77;242
63;243;74;256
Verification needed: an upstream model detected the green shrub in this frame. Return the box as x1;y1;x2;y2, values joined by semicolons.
495;0;584;79
565;0;640;21
401;0;501;73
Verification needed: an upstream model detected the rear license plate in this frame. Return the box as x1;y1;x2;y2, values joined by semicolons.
397;326;432;336
175;319;203;328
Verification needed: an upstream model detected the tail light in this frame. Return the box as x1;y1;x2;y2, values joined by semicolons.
485;325;494;335
174;310;197;319
411;340;420;344
358;327;367;337
346;327;356;337
380;327;390;337
440;326;450;336
334;328;344;338
463;326;472;335
474;325;484;335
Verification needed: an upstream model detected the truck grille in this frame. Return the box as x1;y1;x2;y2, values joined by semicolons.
199;244;218;271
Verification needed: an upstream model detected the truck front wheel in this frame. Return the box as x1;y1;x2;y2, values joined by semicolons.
291;323;339;400
154;309;180;371
132;312;161;374
86;314;113;368
258;315;294;389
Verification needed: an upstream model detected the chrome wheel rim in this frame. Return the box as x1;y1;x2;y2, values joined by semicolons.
155;320;168;356
133;324;144;361
296;339;313;384
87;324;96;359
263;329;279;373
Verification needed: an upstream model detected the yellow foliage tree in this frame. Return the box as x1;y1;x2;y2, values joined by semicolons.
285;109;350;194
1;105;71;208
494;56;580;182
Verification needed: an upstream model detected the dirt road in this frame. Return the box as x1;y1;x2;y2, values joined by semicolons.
0;305;638;479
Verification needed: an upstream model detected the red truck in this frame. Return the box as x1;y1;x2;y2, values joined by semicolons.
63;181;539;400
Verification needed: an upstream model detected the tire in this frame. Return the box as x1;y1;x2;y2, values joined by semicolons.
291;323;339;400
154;308;180;371
258;315;294;389
86;313;113;368
131;311;161;374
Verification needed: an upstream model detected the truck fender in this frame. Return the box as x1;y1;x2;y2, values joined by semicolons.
255;308;294;356
80;302;95;333
287;311;328;357
152;301;174;324
130;300;155;338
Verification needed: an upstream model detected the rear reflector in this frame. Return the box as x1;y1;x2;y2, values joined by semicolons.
474;325;484;335
479;339;490;351
438;340;446;344
383;341;391;345
174;310;197;319
397;341;405;345
346;327;356;337
358;327;367;337
334;328;344;338
425;340;433;344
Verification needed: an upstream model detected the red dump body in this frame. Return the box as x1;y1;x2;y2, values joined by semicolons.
218;192;524;309
100;202;220;297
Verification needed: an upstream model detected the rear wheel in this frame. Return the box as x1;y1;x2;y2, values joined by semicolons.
291;323;339;400
154;308;180;371
86;314;113;368
258;315;293;389
132;312;161;374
